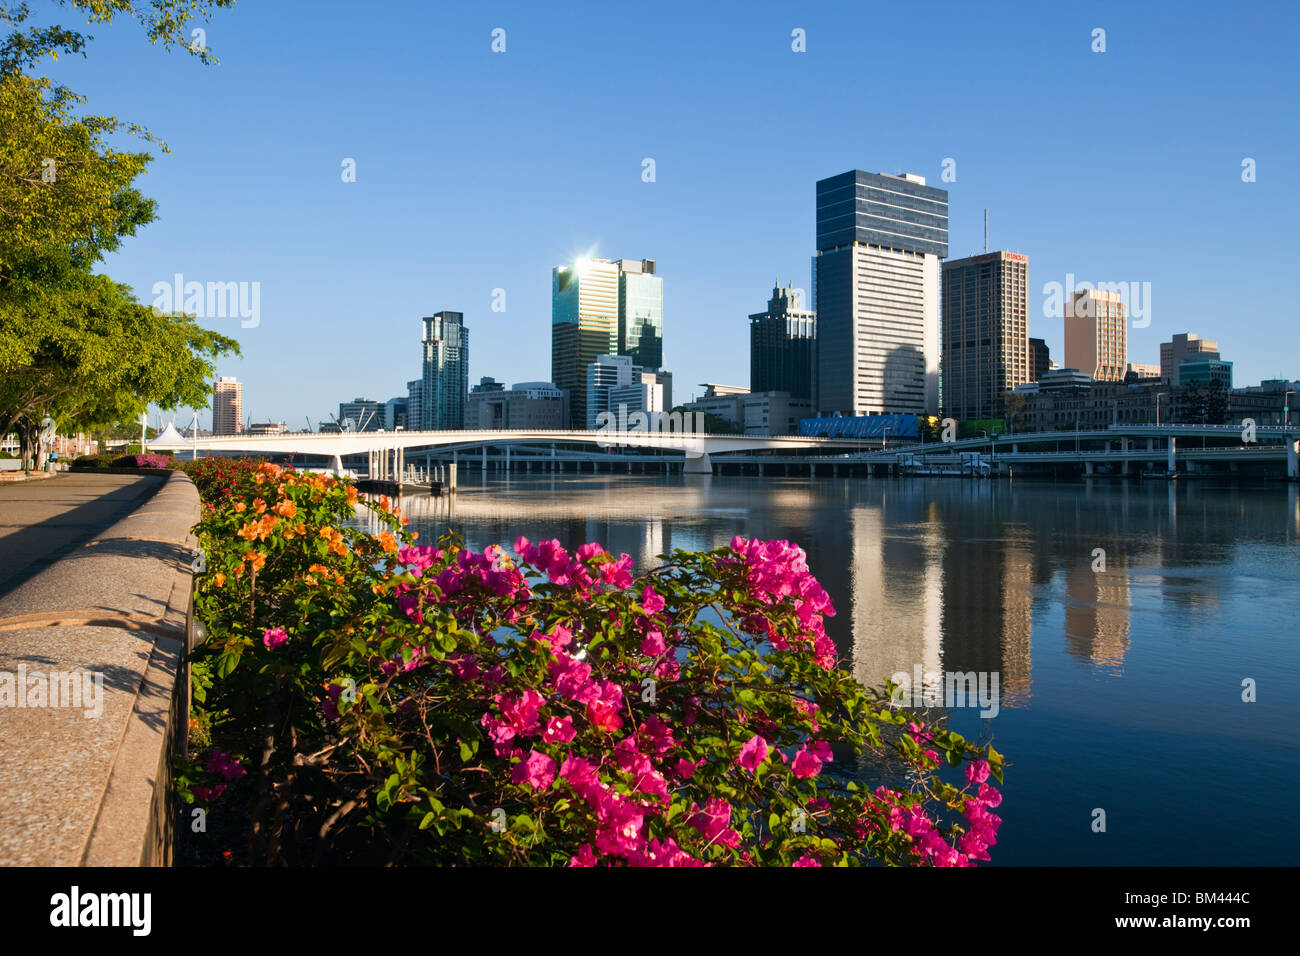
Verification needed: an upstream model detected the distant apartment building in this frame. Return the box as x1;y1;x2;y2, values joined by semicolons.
247;422;287;435
680;384;809;437
383;396;409;431
465;377;569;429
406;379;423;431
814;170;948;416
586;355;664;430
1160;333;1219;386
422;311;469;430
338;398;384;432
212;376;242;436
750;282;816;402
940;251;1030;419
1064;289;1126;381
1029;338;1051;383
1125;362;1162;381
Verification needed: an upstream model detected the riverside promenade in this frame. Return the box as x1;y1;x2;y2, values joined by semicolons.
0;471;199;865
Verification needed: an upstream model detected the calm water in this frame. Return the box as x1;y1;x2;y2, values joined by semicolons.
362;474;1300;865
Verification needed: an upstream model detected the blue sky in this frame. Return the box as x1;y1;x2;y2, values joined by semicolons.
43;0;1300;428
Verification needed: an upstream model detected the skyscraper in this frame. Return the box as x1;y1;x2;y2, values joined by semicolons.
750;282;816;401
1160;332;1219;386
553;258;621;430
212;376;242;436
814;171;948;417
422;311;469;429
405;378;423;431
1028;337;1051;383
617;258;663;370
940;252;1029;419
1064;289;1126;382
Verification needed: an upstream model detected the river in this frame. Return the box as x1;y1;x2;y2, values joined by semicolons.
363;474;1300;865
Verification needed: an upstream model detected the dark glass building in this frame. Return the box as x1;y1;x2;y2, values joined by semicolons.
750;283;816;401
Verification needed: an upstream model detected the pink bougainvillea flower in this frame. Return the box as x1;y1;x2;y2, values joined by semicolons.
790;746;822;779
965;759;991;785
569;844;598;867
511;749;556;791
543;715;576;744
641;585;665;615
262;627;288;650
736;734;769;772
640;630;667;656
792;854;822;867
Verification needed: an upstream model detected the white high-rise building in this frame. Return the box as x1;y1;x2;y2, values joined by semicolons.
813;171;949;416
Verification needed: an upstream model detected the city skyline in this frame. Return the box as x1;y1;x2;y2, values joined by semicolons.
58;2;1295;428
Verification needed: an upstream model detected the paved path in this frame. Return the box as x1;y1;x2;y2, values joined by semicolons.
0;471;198;865
0;473;165;597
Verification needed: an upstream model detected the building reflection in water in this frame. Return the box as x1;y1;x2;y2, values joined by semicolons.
338;474;1297;719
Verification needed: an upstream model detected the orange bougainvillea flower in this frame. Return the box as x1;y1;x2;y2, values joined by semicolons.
346;487;359;506
319;526;335;539
252;498;267;515
376;495;390;513
234;502;247;513
233;563;246;576
401;516;410;526
237;522;260;541
308;563;328;573
244;551;267;571
213;572;226;587
410;531;419;540
377;531;398;553
274;499;297;518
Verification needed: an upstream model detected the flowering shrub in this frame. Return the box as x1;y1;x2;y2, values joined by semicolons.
180;457;268;505
180;461;1005;866
113;453;177;469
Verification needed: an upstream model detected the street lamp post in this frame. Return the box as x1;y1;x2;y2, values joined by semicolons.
1286;390;1294;428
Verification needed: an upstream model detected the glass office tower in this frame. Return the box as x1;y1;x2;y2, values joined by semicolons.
814;171;948;416
552;257;632;430
617;258;663;371
422;310;469;429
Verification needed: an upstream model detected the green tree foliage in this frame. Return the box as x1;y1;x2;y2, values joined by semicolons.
1;0;234;74
0;2;240;467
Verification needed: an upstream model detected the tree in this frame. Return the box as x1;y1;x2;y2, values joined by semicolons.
0;265;238;467
1;1;241;467
1002;392;1027;433
1;1;234;74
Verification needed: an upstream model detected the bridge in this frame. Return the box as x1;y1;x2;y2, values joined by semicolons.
149;423;1300;481
147;427;883;477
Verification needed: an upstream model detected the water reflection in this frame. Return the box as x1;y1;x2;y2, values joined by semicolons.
350;475;1300;864
355;476;1300;714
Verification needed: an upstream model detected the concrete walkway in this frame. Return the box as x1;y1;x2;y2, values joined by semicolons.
0;471;199;865
0;473;165;596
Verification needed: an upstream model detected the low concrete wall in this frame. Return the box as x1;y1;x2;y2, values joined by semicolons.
0;470;199;865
